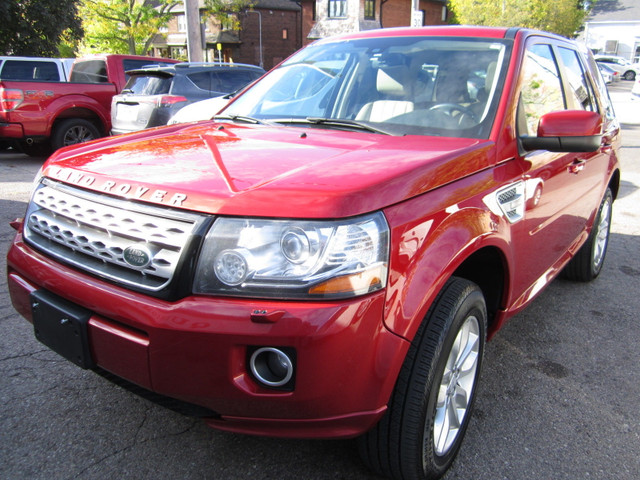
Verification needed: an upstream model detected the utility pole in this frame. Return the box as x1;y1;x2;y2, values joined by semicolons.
184;0;203;62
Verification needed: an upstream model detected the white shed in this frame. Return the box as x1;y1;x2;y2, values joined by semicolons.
580;0;640;63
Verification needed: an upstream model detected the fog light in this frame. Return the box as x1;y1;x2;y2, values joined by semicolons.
250;347;294;388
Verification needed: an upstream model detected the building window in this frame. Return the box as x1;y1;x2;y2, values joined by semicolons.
221;14;236;31
365;0;375;20
328;0;347;18
312;0;316;21
442;6;448;22
282;28;288;40
177;14;187;33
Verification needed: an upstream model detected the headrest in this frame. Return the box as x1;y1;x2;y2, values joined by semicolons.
376;65;410;97
485;61;497;93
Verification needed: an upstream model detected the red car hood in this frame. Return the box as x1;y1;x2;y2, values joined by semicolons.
43;122;494;218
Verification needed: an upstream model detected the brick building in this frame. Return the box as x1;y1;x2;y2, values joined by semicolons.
299;0;451;45
150;0;301;71
236;0;302;69
149;0;451;70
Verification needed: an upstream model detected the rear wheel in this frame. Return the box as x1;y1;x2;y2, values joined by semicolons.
563;188;613;282
359;277;487;480
52;118;101;151
623;70;636;81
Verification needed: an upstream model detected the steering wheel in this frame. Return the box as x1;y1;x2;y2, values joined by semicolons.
428;103;477;125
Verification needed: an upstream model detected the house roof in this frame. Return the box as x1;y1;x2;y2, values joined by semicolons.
588;0;640;22
253;0;301;12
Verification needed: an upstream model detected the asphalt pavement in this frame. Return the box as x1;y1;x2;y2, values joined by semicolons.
1;81;639;480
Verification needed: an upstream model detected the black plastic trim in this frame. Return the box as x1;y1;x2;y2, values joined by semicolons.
94;368;220;419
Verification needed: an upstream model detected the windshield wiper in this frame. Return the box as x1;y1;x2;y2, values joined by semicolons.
306;117;396;135
274;117;395;135
213;114;275;126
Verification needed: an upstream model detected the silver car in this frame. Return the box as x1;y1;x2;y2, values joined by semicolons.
111;62;264;135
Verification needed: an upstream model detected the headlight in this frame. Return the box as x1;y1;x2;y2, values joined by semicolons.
193;212;389;299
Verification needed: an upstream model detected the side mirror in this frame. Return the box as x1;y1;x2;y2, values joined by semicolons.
520;110;603;152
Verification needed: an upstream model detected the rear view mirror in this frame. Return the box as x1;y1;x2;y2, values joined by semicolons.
520;110;603;152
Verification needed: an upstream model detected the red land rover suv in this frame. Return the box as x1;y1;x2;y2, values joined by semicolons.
7;26;621;480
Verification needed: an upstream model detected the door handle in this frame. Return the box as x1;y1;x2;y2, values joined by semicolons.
568;159;585;174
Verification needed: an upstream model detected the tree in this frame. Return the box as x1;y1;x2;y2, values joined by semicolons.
0;0;83;56
79;0;180;55
204;0;254;31
448;0;593;38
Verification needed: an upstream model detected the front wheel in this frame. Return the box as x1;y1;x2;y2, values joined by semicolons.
563;188;613;282
359;277;487;480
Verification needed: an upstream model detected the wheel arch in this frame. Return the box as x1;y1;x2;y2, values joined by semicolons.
609;168;621;201
52;107;107;137
383;202;513;344
451;246;508;337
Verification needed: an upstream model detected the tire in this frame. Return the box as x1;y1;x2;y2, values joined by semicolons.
623;70;636;81
52;118;101;151
563;188;613;282
359;277;487;480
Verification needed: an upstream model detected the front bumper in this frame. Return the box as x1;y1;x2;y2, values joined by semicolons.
7;232;408;438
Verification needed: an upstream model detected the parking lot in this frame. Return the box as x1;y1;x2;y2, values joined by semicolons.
1;81;639;480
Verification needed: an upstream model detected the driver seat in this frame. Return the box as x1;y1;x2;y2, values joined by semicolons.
356;65;414;122
433;70;470;104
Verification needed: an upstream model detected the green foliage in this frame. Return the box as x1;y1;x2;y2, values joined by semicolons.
80;0;179;55
448;0;593;38
0;0;83;56
204;0;254;30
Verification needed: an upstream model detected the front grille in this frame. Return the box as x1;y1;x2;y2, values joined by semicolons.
24;179;209;292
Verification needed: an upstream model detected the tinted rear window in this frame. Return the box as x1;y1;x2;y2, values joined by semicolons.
180;69;262;95
0;60;61;81
124;74;172;95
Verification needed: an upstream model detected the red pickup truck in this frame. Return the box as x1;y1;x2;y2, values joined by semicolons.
7;27;621;480
0;54;177;156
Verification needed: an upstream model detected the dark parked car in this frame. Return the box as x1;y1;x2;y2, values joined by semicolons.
110;62;264;135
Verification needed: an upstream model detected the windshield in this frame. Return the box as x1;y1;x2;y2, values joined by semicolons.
224;36;510;138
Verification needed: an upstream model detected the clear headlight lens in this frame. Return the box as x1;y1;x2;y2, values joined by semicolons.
193;212;389;299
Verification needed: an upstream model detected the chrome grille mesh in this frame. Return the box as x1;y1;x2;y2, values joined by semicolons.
24;180;208;291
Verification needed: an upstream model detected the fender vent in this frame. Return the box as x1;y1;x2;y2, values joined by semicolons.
495;182;525;223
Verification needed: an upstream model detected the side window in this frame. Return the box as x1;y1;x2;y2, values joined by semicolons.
557;47;595;111
587;54;616;121
70;60;108;83
185;71;222;93
518;44;565;136
216;70;260;92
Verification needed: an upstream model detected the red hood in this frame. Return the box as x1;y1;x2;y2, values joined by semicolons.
43;122;494;218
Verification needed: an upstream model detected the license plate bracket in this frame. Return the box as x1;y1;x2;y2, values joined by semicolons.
31;290;95;369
